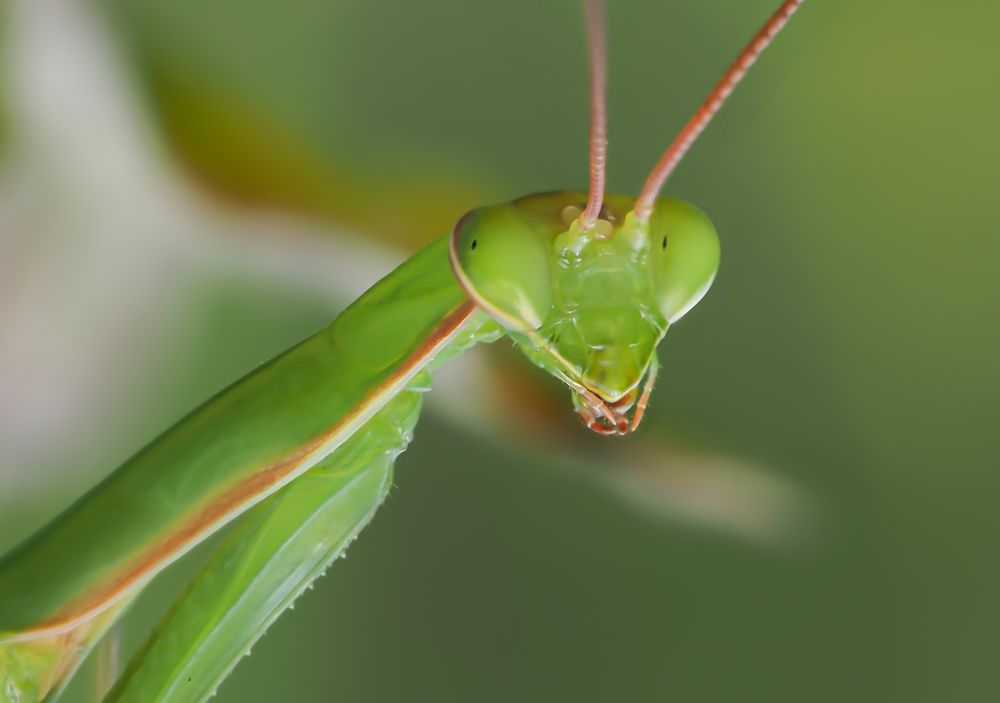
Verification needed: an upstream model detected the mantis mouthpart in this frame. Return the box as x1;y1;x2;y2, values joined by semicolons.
0;1;805;700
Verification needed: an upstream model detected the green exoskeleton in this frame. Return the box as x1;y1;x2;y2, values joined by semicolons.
0;1;805;700
451;191;719;433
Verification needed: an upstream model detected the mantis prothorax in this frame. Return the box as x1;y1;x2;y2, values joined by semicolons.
0;1;805;699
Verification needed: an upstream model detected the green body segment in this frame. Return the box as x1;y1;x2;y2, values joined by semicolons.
107;318;493;703
105;404;408;703
0;235;481;639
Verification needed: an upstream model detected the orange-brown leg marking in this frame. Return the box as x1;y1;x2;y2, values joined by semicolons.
629;357;659;432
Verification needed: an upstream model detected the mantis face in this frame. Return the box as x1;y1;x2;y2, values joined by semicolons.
450;191;719;434
450;0;800;433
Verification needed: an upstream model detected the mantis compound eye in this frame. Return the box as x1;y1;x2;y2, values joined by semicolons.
449;205;552;331
648;198;721;323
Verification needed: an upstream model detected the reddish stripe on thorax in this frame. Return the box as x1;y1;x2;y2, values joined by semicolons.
17;300;477;641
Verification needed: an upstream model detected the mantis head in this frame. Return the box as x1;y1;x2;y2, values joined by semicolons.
450;0;802;433
450;192;718;434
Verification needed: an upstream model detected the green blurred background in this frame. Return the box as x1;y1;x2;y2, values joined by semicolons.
1;0;998;700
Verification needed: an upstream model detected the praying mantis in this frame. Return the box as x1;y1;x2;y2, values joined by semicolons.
0;1;805;700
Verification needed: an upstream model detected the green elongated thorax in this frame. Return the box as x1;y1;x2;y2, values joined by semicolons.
104;307;495;703
0;236;492;642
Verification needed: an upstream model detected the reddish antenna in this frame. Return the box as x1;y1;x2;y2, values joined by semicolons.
579;0;608;231
633;0;805;221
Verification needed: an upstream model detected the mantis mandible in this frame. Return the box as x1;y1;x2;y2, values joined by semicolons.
0;1;805;699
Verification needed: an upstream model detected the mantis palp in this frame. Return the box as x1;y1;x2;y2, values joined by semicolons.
0;1;805;700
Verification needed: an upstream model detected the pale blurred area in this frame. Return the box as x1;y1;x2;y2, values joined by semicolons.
0;0;197;497
1;0;998;701
0;0;395;499
0;0;809;550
